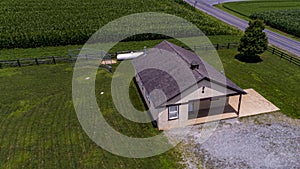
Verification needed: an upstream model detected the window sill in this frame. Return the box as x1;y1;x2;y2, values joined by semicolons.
168;117;179;121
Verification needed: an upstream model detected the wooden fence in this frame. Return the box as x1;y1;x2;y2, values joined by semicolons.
266;46;300;66
0;56;71;68
115;43;239;55
0;42;299;68
193;42;239;51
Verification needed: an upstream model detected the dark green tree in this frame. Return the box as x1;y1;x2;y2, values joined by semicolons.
238;20;268;57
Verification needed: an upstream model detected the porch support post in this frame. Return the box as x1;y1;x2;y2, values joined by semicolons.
237;94;242;116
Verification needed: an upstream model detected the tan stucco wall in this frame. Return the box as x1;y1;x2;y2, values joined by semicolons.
136;76;236;130
156;79;235;130
171;80;236;105
157;104;189;130
157;98;230;130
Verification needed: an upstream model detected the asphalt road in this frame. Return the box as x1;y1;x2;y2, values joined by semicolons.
200;0;247;5
184;0;300;57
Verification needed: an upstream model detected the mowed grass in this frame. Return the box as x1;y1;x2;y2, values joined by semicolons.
219;49;300;119
221;0;300;17
0;64;181;168
0;35;242;60
0;40;299;167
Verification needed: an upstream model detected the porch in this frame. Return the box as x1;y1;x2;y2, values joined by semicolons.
187;104;238;125
186;88;279;126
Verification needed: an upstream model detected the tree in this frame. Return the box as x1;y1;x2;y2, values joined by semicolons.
238;19;268;57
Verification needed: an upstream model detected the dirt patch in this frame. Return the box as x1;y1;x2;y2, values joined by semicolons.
178;112;300;168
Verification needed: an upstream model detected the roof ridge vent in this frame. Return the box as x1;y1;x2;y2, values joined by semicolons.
190;60;199;70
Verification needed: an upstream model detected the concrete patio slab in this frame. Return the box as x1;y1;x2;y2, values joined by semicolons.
229;88;280;117
187;112;237;126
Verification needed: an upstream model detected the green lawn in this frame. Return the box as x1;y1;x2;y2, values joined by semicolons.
0;35;242;60
0;63;182;168
219;49;300;119
0;39;299;168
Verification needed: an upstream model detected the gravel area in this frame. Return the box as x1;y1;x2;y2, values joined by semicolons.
177;112;300;169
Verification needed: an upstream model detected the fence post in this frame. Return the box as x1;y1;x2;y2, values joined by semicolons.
17;59;21;67
272;48;275;55
35;58;39;65
227;43;230;49
0;63;2;69
290;56;292;63
69;55;73;63
52;56;56;64
216;44;219;50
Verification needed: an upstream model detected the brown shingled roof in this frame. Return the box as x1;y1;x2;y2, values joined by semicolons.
132;41;246;107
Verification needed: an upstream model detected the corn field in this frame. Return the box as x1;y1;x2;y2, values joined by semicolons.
0;0;241;49
250;9;300;37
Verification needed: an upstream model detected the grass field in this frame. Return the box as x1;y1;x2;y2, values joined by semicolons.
1;0;299;167
0;39;299;167
0;0;241;49
0;63;182;168
218;49;300;119
0;35;242;60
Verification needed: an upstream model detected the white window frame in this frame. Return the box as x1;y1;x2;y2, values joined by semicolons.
168;105;179;120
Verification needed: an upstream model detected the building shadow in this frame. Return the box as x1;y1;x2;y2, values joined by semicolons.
132;78;158;128
188;105;237;120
